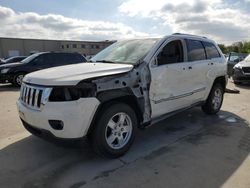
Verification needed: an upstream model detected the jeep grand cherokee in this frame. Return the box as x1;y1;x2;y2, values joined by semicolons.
17;34;227;158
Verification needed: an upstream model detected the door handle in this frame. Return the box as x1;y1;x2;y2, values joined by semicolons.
188;66;192;70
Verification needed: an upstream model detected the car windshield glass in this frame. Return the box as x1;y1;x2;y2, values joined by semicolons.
2;57;14;63
91;39;160;65
21;53;40;64
244;54;250;62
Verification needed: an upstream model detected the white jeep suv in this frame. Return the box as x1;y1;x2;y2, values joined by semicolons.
17;34;227;158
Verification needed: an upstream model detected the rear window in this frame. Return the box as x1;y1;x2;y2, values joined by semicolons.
186;39;206;61
203;42;221;59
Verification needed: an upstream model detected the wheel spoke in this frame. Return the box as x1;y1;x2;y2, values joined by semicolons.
107;133;117;145
107;119;116;130
122;125;130;133
117;136;124;146
118;113;126;125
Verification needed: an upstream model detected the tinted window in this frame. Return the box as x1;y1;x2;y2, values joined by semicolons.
157;40;184;65
57;53;86;65
203;42;220;59
16;57;25;61
55;54;68;65
47;54;60;65
75;54;86;62
186;40;206;61
32;55;45;64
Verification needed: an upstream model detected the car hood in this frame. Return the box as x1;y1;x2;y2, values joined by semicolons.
235;60;250;68
0;62;22;68
23;62;134;86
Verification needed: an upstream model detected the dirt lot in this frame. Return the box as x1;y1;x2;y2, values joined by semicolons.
0;81;250;188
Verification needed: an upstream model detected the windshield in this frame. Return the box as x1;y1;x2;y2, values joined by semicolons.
21;53;40;64
244;54;250;62
91;39;160;65
3;57;15;63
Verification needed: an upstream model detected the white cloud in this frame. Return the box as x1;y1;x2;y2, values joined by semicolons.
119;0;250;44
0;6;149;41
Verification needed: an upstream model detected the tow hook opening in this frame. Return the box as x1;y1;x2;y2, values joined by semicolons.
48;120;64;130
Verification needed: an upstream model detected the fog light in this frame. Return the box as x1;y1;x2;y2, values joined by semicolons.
48;120;64;130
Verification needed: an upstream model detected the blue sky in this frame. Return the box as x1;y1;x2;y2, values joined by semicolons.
0;0;250;44
0;0;169;35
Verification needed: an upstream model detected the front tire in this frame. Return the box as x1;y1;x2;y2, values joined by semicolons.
91;103;137;158
202;83;224;115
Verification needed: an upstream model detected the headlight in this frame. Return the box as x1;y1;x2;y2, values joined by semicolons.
49;83;96;102
1;68;10;74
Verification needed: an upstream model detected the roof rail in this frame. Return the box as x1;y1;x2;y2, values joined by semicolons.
172;33;207;39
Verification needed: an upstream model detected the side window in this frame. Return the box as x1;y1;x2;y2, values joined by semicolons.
68;54;86;64
58;54;70;65
76;54;87;62
157;40;184;66
48;54;59;66
186;40;206;61
32;55;44;64
67;54;77;64
203;42;221;59
61;54;77;65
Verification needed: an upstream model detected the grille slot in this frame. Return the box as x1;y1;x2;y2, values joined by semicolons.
242;67;250;74
20;83;51;110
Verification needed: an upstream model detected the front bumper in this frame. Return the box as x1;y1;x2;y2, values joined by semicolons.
17;98;100;139
232;68;250;82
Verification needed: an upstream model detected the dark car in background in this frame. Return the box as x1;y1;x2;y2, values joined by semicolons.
227;52;248;77
0;52;87;86
0;56;27;64
232;54;250;84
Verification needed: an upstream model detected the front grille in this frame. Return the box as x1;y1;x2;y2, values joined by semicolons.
242;67;250;74
20;83;52;110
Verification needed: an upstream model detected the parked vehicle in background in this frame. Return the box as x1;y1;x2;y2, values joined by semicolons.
227;52;248;77
17;34;227;158
0;56;27;64
0;58;5;63
0;52;86;86
232;54;250;84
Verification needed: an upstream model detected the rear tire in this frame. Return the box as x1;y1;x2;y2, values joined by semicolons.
91;103;137;158
202;83;224;115
13;73;25;87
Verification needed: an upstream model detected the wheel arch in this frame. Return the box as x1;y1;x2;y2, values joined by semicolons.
87;89;144;135
213;76;227;91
